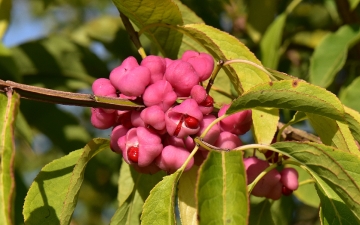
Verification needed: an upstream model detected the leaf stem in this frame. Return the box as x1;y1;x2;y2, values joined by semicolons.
205;60;224;93
120;13;147;59
298;179;316;186
223;59;277;80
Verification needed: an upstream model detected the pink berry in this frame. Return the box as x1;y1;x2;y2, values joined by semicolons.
214;131;242;150
92;78;117;97
110;125;128;153
181;50;214;81
140;55;166;84
90;108;116;129
122;127;163;167
218;104;252;135
155;145;194;173
165;99;203;138
109;56;151;97
164;60;199;97
142;80;177;111
280;168;299;191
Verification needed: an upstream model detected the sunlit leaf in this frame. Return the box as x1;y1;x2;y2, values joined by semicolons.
0;91;19;225
272;141;360;223
228;80;345;122
348;0;360;10
197;151;248;225
178;165;198;225
23;138;110;225
344;106;360;143
141;171;181;224
315;173;358;225
252;108;279;145
112;0;183;58
307;113;359;155
179;23;270;94
111;164;165;225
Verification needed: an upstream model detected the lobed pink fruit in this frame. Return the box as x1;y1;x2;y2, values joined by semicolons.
92;78;117;97
165;99;203;138
196;115;221;146
280;168;299;191
109;56;151;97
90;108;117;129
142;80;177;111
218;104;252;135
181;50;214;81
141;55;166;84
140;105;166;131
164;60;199;97
243;157;281;198
121;127;163;167
190;85;214;115
214;131;242;150
110;125;128;154
155;145;194;173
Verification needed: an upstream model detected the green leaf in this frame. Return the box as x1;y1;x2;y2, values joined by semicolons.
179;23;279;144
269;195;295;225
252;108;279;145
0;0;11;40
249;199;275;225
197;151;248;225
271;141;360;223
340;76;360;113
307;113;359;155
11;36;109;91
21;101;91;154
112;0;183;59
260;0;301;69
178;165;198;225
23;138;110;225
173;0;207;58
344;106;360;143
15;110;33;144
315;174;358;225
118;161;135;207
348;0;360;10
309;25;360;88
179;23;270;94
266;68;298;81
227;80;345;122
0;91;20;225
141;170;181;224
111;164;165;225
0;42;20;81
260;13;287;69
293;166;320;208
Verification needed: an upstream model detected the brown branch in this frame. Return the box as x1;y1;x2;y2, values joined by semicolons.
0;79;144;111
277;122;321;143
0;79;323;143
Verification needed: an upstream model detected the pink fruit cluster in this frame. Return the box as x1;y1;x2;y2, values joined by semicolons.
244;157;299;200
90;50;252;174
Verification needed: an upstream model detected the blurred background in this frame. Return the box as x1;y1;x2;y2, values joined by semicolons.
1;0;359;224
